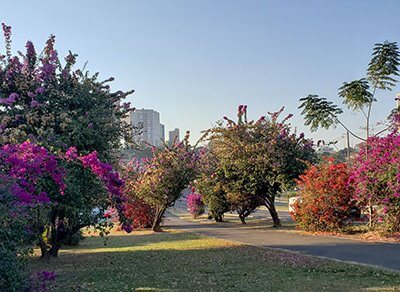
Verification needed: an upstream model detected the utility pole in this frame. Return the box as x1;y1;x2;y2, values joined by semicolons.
346;131;351;166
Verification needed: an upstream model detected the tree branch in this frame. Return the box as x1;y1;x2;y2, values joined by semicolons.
335;119;367;142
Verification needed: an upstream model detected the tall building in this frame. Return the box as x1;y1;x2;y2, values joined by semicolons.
129;109;165;147
168;128;180;147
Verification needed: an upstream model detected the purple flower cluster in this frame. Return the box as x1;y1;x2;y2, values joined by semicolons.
0;141;66;205
187;189;205;218
0;93;18;105
30;270;57;292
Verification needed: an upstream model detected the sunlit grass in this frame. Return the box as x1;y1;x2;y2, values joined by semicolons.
28;229;400;291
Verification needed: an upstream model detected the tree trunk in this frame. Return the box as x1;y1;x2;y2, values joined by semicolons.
239;213;247;224
267;204;281;227
39;237;50;259
368;199;373;230
214;213;223;222
49;243;61;257
152;207;166;232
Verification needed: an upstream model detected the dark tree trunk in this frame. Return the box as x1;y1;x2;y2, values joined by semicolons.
152;207;166;232
39;237;50;260
214;213;224;222
267;204;281;227
239;213;247;224
49;243;61;257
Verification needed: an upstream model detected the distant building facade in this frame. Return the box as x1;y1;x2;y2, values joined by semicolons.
168;128;180;147
129;109;165;147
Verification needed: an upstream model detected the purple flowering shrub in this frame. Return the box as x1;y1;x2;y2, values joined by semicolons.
0;24;135;259
0;141;131;260
187;189;205;218
0;141;66;205
350;132;400;232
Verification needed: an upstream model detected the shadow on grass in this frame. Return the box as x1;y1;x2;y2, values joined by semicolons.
62;230;202;251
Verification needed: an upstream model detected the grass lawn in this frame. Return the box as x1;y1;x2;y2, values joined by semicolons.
29;229;400;291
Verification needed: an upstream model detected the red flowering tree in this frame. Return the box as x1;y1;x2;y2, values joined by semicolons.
294;158;356;231
350;132;400;232
123;160;156;229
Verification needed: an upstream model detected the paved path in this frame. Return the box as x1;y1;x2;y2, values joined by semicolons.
165;213;400;271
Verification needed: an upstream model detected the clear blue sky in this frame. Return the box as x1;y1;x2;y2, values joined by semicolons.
2;0;400;147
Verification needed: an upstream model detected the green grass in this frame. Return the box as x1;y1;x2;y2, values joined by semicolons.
29;229;400;291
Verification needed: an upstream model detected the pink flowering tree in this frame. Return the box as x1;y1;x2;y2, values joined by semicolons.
200;106;316;226
350;130;400;232
124;132;200;231
187;188;205;218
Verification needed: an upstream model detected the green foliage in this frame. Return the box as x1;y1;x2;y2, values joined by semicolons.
196;178;229;222
339;79;374;110
298;95;343;131
367;41;400;90
0;181;34;291
299;41;400;140
194;150;230;222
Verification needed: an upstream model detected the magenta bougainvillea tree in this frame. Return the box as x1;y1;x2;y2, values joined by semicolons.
350;131;400;232
187;188;205;218
0;24;134;259
0;141;132;258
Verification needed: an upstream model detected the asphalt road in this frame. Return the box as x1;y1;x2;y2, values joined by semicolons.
165;213;400;271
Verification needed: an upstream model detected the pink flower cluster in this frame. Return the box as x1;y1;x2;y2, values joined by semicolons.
187;189;205;218
0;141;66;205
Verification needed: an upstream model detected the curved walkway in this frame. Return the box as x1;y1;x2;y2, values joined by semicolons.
165;213;400;271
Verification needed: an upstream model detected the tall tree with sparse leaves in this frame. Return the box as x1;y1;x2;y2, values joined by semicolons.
299;41;400;142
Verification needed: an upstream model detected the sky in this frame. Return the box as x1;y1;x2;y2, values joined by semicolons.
2;0;400;148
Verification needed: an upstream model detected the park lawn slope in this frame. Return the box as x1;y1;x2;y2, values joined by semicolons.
29;229;400;291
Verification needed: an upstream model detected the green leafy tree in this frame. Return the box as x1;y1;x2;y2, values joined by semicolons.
299;41;400;142
202;106;316;226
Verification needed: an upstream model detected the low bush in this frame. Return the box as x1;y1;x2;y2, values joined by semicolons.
124;198;156;229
